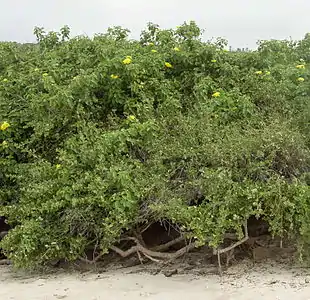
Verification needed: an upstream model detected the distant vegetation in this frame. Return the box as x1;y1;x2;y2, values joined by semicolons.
0;21;310;268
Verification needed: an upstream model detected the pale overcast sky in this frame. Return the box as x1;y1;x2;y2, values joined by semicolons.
0;0;309;49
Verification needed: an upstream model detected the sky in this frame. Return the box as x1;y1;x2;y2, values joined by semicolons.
0;0;309;49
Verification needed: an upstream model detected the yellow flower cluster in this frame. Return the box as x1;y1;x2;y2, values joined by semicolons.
296;63;306;82
254;70;271;75
173;47;180;52
296;64;306;69
0;121;10;131
151;49;158;53
127;115;136;121
165;62;173;68
211;59;217;63
110;74;119;79
212;92;220;98
122;56;132;65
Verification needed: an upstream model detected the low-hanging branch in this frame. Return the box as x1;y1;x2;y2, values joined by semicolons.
80;223;250;265
111;224;250;263
151;236;185;252
110;236;196;261
214;222;249;255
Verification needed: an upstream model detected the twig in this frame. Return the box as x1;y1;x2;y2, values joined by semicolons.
133;229;147;248
139;223;153;234
92;241;99;262
137;251;143;264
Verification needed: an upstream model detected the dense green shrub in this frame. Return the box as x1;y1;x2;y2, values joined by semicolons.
0;21;310;268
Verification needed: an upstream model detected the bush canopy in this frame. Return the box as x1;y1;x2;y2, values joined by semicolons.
0;22;310;268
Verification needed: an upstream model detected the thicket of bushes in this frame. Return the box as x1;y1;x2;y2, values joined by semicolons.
0;21;310;268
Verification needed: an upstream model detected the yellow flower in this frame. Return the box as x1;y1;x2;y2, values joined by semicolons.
212;92;220;98
42;73;48;77
296;64;305;69
265;71;271;75
173;47;180;52
297;77;305;82
151;49;158;53
110;74;119;79
2;78;8;82
149;42;154;46
0;121;10;131
122;57;132;65
255;71;263;75
165;62;173;68
127;115;136;121
56;164;61;169
211;59;217;63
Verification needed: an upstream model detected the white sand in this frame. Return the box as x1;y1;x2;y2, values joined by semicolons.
1;262;310;300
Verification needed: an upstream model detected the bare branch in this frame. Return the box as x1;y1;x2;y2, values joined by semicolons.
110;237;196;261
213;222;249;255
151;236;185;252
142;252;161;263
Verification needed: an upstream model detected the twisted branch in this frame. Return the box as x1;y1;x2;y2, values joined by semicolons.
110;236;195;261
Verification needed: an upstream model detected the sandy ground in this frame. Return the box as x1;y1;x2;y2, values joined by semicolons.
1;261;310;300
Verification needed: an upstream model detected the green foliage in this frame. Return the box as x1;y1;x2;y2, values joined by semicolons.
0;22;310;268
